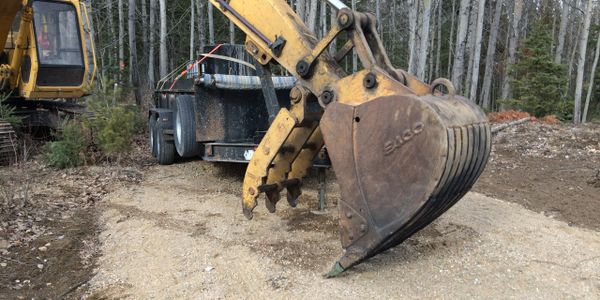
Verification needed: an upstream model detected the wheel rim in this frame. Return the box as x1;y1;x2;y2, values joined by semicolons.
176;113;183;147
150;124;155;151
156;132;161;154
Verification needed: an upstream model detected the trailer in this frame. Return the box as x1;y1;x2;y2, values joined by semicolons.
148;44;330;207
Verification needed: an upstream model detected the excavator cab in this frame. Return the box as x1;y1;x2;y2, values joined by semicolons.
1;0;96;99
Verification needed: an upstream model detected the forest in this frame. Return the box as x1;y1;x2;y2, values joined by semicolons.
90;0;600;123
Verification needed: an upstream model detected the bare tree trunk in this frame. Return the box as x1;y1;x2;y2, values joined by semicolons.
296;0;306;21
148;0;156;86
408;0;419;74
190;0;195;60
197;0;206;50
208;2;215;45
330;6;336;55
451;0;471;92
128;0;141;105
229;21;235;44
118;0;125;82
501;0;523;101
567;20;583;94
464;1;478;95
106;0;116;80
159;0;168;78
583;31;600;123
307;0;319;32
554;0;570;64
376;0;381;31
468;0;486;102
320;0;327;38
141;0;148;67
574;0;593;124
416;0;432;80
447;0;457;77
481;0;503;110
435;0;442;79
352;0;357;72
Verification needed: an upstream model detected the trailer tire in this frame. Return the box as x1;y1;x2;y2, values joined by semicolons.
156;120;175;165
174;95;200;157
149;114;158;158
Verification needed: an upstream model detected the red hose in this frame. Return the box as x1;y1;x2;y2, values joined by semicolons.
168;44;223;91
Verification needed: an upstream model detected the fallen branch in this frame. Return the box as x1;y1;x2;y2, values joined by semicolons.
491;117;533;134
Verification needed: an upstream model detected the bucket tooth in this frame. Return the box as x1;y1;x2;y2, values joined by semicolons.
242;109;297;220
285;126;325;207
265;190;280;213
286;184;302;207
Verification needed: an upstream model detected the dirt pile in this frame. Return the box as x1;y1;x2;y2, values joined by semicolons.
475;122;600;229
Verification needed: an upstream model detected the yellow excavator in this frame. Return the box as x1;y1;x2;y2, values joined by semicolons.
204;0;491;276
0;0;96;163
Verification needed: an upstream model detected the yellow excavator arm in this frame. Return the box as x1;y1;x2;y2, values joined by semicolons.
215;0;491;276
0;1;25;49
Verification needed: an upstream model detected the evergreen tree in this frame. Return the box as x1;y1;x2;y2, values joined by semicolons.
509;22;571;119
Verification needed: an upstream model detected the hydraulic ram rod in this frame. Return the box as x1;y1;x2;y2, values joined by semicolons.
326;0;348;10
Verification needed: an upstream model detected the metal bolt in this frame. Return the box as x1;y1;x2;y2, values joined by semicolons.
364;73;377;89
290;87;302;104
321;91;334;105
248;187;256;196
337;11;354;29
247;42;259;55
346;212;353;219
339;14;349;26
296;60;311;78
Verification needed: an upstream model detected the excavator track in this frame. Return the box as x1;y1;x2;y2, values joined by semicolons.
0;120;17;165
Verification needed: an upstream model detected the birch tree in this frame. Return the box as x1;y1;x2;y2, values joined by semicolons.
447;0;457;77
106;0;116;80
451;0;471;93
501;0;524;100
416;0;432;80
296;0;306;21
118;0;125;81
197;0;206;50
408;0;419;74
190;0;195;60
141;0;148;68
307;0;319;33
573;0;593;124
208;2;215;45
583;31;600;123
464;1;478;94
148;0;156;86
229;21;235;44
128;0;141;104
352;0;358;72
159;0;168;78
481;0;503;109
468;0;486;102
554;0;570;64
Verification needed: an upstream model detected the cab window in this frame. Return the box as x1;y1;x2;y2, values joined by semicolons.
33;1;83;67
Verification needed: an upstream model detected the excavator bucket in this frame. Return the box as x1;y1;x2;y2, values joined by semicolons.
209;0;491;275
321;91;491;276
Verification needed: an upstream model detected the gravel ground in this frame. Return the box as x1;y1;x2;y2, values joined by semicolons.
85;162;600;299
